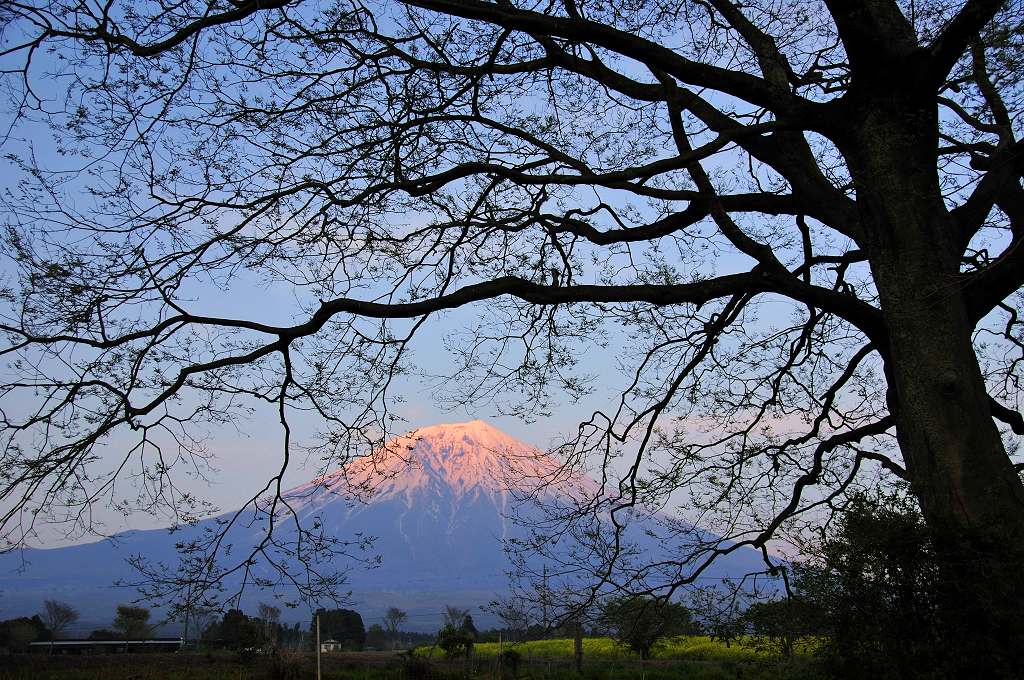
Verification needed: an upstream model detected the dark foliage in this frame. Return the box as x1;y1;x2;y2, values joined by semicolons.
742;598;822;659
263;649;309;680
111;605;153;640
500;649;522;677
365;623;387;649
0;615;51;651
435;607;479;659
400;650;435;680
792;491;962;678
220;609;261;650
436;624;475;660
312;608;366;650
598;596;697;659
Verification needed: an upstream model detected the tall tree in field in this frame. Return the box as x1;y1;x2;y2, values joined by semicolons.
220;608;259;649
598;596;696;660
0;0;1022;674
383;607;408;644
112;605;152;640
442;606;471;630
39;600;79;641
189;606;219;644
258;602;282;646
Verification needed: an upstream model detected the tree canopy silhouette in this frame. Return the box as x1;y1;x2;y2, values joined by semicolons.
39;600;79;641
0;0;1022;674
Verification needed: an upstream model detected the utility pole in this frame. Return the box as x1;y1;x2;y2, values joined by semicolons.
316;613;321;680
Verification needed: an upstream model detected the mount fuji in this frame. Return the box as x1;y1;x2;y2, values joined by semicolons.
0;421;767;630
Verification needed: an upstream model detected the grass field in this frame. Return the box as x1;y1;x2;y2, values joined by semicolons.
0;637;823;679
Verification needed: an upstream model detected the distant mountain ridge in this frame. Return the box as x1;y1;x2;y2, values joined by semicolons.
0;421;767;631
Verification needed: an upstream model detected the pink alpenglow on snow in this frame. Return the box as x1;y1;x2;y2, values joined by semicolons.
285;420;597;514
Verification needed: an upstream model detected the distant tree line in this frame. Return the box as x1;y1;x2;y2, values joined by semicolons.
0;601;152;651
309;606;422;652
197;605;305;651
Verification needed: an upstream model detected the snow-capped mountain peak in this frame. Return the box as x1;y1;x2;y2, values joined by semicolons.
287;420;579;509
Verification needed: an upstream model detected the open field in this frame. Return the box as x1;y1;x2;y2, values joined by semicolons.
414;636;821;679
0;638;822;679
415;635;815;662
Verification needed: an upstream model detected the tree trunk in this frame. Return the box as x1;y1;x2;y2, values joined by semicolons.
573;619;583;674
845;87;1024;677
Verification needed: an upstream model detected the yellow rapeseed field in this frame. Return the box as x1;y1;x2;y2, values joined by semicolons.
417;635;804;662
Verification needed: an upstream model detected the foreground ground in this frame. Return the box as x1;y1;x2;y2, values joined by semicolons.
0;637;821;679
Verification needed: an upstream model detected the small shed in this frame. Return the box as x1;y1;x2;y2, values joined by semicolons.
320;638;344;653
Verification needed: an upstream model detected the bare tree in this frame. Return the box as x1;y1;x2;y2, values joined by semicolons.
689;584;748;650
488;596;533;643
189;606;218;644
258;602;282;647
442;606;470;630
383;606;408;645
0;0;1022;674
40;599;79;641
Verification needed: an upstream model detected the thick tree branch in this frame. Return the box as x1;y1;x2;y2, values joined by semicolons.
37;0;292;57
823;0;918;71
989;396;1024;435
538;193;799;245
706;0;796;88
952;139;1024;245
296;273;884;343
399;0;807;114
928;0;1007;84
964;184;1024;322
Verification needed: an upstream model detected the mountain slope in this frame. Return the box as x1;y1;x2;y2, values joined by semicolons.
0;421;768;630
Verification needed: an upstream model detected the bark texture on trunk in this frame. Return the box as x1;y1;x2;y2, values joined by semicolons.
842;77;1024;676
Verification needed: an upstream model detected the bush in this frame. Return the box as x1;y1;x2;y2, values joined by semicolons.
792;490;952;678
500;649;522;677
742;599;820;659
437;623;474;659
598;596;698;659
264;649;308;680
401;650;434;680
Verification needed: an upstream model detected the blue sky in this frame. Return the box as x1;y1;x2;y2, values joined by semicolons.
0;8;792;549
